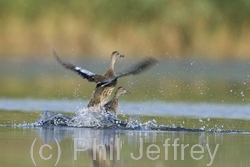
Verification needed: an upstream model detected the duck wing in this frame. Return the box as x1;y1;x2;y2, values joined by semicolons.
53;49;104;83
99;57;157;87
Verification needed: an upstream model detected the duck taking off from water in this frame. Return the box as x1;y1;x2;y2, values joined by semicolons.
53;48;157;109
53;49;123;108
104;86;130;115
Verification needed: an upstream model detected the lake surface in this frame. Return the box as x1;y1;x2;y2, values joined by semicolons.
0;125;250;167
0;99;250;166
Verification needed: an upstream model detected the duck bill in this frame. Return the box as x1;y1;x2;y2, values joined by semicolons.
119;54;125;58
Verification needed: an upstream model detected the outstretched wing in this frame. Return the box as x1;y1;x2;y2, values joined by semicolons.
99;57;157;87
52;48;104;83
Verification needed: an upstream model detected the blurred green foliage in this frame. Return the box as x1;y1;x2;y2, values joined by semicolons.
0;0;250;57
1;0;250;27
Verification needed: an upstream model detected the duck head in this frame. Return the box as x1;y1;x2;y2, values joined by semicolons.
110;51;124;69
111;51;124;59
115;86;130;98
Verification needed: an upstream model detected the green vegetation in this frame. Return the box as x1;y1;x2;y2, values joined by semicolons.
0;0;250;58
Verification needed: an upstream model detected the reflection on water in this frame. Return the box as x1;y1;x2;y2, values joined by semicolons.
1;126;249;166
35;127;126;166
73;128;121;167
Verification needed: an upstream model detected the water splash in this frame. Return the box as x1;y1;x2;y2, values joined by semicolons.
126;115;143;130
68;108;117;128
32;110;72;126
143;119;158;130
31;108;127;128
27;110;247;133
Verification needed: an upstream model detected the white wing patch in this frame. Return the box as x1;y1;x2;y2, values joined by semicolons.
75;66;95;76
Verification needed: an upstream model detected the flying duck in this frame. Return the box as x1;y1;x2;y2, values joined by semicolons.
53;49;124;108
53;49;157;109
104;86;130;115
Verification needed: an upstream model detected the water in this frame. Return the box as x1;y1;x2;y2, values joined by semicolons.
0;99;250;166
0;126;249;167
1;59;250;166
1;98;250;119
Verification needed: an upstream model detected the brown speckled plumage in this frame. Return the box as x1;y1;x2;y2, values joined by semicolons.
87;51;124;108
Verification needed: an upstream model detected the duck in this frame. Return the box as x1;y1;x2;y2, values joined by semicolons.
104;86;130;115
53;48;157;109
89;55;156;109
53;49;124;108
